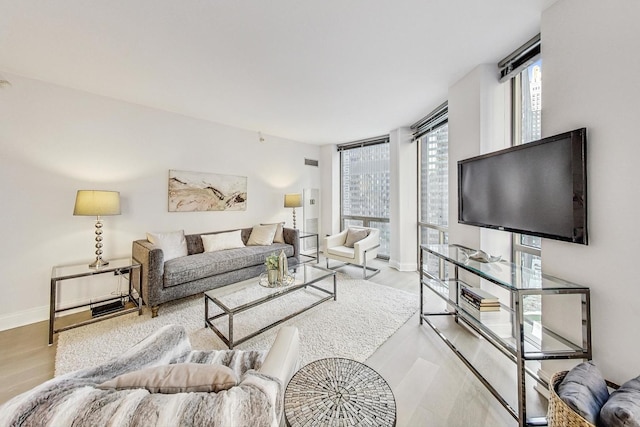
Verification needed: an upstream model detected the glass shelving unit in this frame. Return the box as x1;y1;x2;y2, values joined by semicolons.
420;244;591;427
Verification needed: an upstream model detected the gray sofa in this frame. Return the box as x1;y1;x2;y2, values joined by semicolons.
133;227;299;317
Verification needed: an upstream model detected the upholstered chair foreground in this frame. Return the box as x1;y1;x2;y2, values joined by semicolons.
324;226;381;279
0;325;300;426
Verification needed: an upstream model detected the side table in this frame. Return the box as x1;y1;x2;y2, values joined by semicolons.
299;232;319;264
49;258;142;345
284;357;396;426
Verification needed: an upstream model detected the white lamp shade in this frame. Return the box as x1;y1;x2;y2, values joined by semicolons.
73;190;121;216
284;193;303;208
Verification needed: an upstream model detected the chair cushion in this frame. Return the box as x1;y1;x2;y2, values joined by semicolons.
247;224;277;246
557;361;610;425
344;228;370;248
327;245;355;259
202;230;245;252
97;363;239;394
147;230;188;262
599;375;640;427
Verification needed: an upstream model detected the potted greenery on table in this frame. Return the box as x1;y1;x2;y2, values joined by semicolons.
265;253;279;285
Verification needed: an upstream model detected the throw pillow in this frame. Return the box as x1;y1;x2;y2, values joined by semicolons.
202;230;245;252
344;228;370;248
146;230;188;262
97;363;239;394
261;222;285;243
599;375;640;427
247;224;277;246
557;361;610;425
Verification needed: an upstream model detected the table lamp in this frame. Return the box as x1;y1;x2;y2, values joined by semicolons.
73;190;121;268
284;193;303;229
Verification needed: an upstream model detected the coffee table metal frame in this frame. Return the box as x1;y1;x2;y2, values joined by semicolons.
204;264;336;349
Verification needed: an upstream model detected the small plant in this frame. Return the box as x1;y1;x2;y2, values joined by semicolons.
265;253;279;270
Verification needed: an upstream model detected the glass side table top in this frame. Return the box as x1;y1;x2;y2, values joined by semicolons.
51;258;140;280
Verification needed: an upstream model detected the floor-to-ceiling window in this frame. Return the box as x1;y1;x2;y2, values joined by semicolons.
500;35;543;322
339;136;390;258
414;103;448;276
511;59;542;273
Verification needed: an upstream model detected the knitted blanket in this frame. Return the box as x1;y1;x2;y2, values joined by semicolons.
0;325;280;427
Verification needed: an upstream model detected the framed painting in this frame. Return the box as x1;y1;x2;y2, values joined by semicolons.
168;170;247;212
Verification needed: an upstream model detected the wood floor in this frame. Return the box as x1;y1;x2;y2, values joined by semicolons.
0;258;547;426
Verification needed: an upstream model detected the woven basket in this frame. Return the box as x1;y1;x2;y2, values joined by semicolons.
548;371;596;427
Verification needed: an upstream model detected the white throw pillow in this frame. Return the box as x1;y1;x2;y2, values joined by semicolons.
201;230;245;252
146;230;188;262
261;222;285;243
247;224;277;246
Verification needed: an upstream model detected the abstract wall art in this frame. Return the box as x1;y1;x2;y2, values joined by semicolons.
168;170;247;212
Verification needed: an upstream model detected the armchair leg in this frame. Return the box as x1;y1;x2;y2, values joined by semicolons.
325;258;380;280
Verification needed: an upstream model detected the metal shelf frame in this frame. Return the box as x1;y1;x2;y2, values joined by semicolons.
419;244;592;427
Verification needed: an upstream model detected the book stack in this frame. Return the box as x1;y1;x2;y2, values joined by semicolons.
459;286;500;314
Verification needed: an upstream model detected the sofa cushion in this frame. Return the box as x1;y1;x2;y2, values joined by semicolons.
262;222;285;243
557;361;609;425
163;243;294;287
147;230;188;262
202;230;245;252
344;228;370;248
97;363;239;394
247;224;278;246
599;375;640;427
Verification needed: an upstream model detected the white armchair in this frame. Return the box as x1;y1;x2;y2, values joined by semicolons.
324;226;380;279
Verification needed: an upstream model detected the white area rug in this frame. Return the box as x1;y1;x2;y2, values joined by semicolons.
55;275;417;376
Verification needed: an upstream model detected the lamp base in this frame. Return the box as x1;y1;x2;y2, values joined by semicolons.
89;258;110;268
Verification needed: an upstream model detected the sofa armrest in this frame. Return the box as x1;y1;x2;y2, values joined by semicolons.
132;239;165;308
283;228;300;261
325;229;348;249
259;327;300;386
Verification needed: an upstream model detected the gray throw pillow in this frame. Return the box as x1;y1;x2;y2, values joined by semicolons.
97;363;239;394
599;375;640;427
344;228;369;248
557;361;609;425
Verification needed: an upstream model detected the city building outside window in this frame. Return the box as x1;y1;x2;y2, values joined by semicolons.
414;104;449;278
339;139;390;258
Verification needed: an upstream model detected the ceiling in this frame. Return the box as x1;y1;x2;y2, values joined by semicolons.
0;0;558;145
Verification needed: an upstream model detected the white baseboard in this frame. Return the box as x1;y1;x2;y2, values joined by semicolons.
0;292;123;332
0;305;49;331
389;260;417;272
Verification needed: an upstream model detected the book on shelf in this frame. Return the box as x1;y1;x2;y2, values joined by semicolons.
460;286;499;304
459;293;500;311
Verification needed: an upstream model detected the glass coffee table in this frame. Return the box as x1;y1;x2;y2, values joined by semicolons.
204;264;336;349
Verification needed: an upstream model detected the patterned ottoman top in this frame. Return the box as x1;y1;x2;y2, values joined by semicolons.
284;357;396;426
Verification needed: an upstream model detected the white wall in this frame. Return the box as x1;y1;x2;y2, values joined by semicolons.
540;0;640;384
0;73;321;330
448;64;512;252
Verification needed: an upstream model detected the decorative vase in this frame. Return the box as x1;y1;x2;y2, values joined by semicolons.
278;250;288;283
268;269;278;286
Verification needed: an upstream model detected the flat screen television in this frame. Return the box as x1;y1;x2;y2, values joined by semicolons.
457;128;587;245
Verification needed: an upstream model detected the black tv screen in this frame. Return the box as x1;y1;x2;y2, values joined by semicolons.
458;128;587;244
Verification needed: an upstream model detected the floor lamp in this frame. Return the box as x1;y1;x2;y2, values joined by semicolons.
73;190;121;268
284;193;303;229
